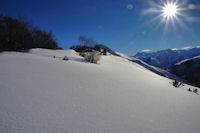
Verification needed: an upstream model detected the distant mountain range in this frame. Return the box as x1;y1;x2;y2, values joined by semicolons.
134;47;200;69
134;47;200;87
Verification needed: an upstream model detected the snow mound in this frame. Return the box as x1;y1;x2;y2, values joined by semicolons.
0;48;200;133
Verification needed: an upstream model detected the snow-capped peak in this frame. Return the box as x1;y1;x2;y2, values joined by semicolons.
134;46;200;69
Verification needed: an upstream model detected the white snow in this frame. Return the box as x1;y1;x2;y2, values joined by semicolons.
172;48;178;51
181;46;192;50
175;55;200;65
134;47;200;68
141;49;152;52
0;48;200;133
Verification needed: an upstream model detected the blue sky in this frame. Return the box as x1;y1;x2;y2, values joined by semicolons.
1;0;200;55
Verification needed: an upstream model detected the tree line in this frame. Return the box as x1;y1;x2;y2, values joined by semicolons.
0;14;61;52
70;35;112;55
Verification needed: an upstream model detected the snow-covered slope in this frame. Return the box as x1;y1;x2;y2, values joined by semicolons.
0;48;200;133
116;52;181;80
134;47;200;69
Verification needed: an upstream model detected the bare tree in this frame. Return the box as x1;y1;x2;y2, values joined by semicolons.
78;35;96;47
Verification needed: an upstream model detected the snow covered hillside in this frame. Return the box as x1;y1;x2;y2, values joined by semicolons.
116;52;181;81
134;47;200;69
0;48;200;133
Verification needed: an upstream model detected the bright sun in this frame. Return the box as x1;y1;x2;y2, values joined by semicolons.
162;3;178;18
143;0;189;33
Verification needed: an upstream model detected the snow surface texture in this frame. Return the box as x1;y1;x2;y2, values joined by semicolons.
116;52;181;81
0;48;200;133
134;47;200;69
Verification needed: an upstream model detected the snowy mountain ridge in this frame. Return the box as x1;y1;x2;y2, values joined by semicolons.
134;47;200;69
175;55;200;65
0;48;200;133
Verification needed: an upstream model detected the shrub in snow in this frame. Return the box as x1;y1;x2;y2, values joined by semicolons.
193;88;198;94
81;51;101;64
62;56;69;61
173;80;182;88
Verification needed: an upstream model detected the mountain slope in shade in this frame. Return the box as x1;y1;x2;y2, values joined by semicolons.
0;48;200;133
170;55;200;87
134;47;200;69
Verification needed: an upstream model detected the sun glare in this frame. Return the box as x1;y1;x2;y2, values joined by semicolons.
141;0;194;35
163;3;178;18
141;0;189;36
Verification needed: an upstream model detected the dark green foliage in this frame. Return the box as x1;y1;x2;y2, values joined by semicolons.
0;14;60;52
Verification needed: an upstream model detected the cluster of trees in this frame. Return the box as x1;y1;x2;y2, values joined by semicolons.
70;36;108;63
0;14;60;52
70;35;108;55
